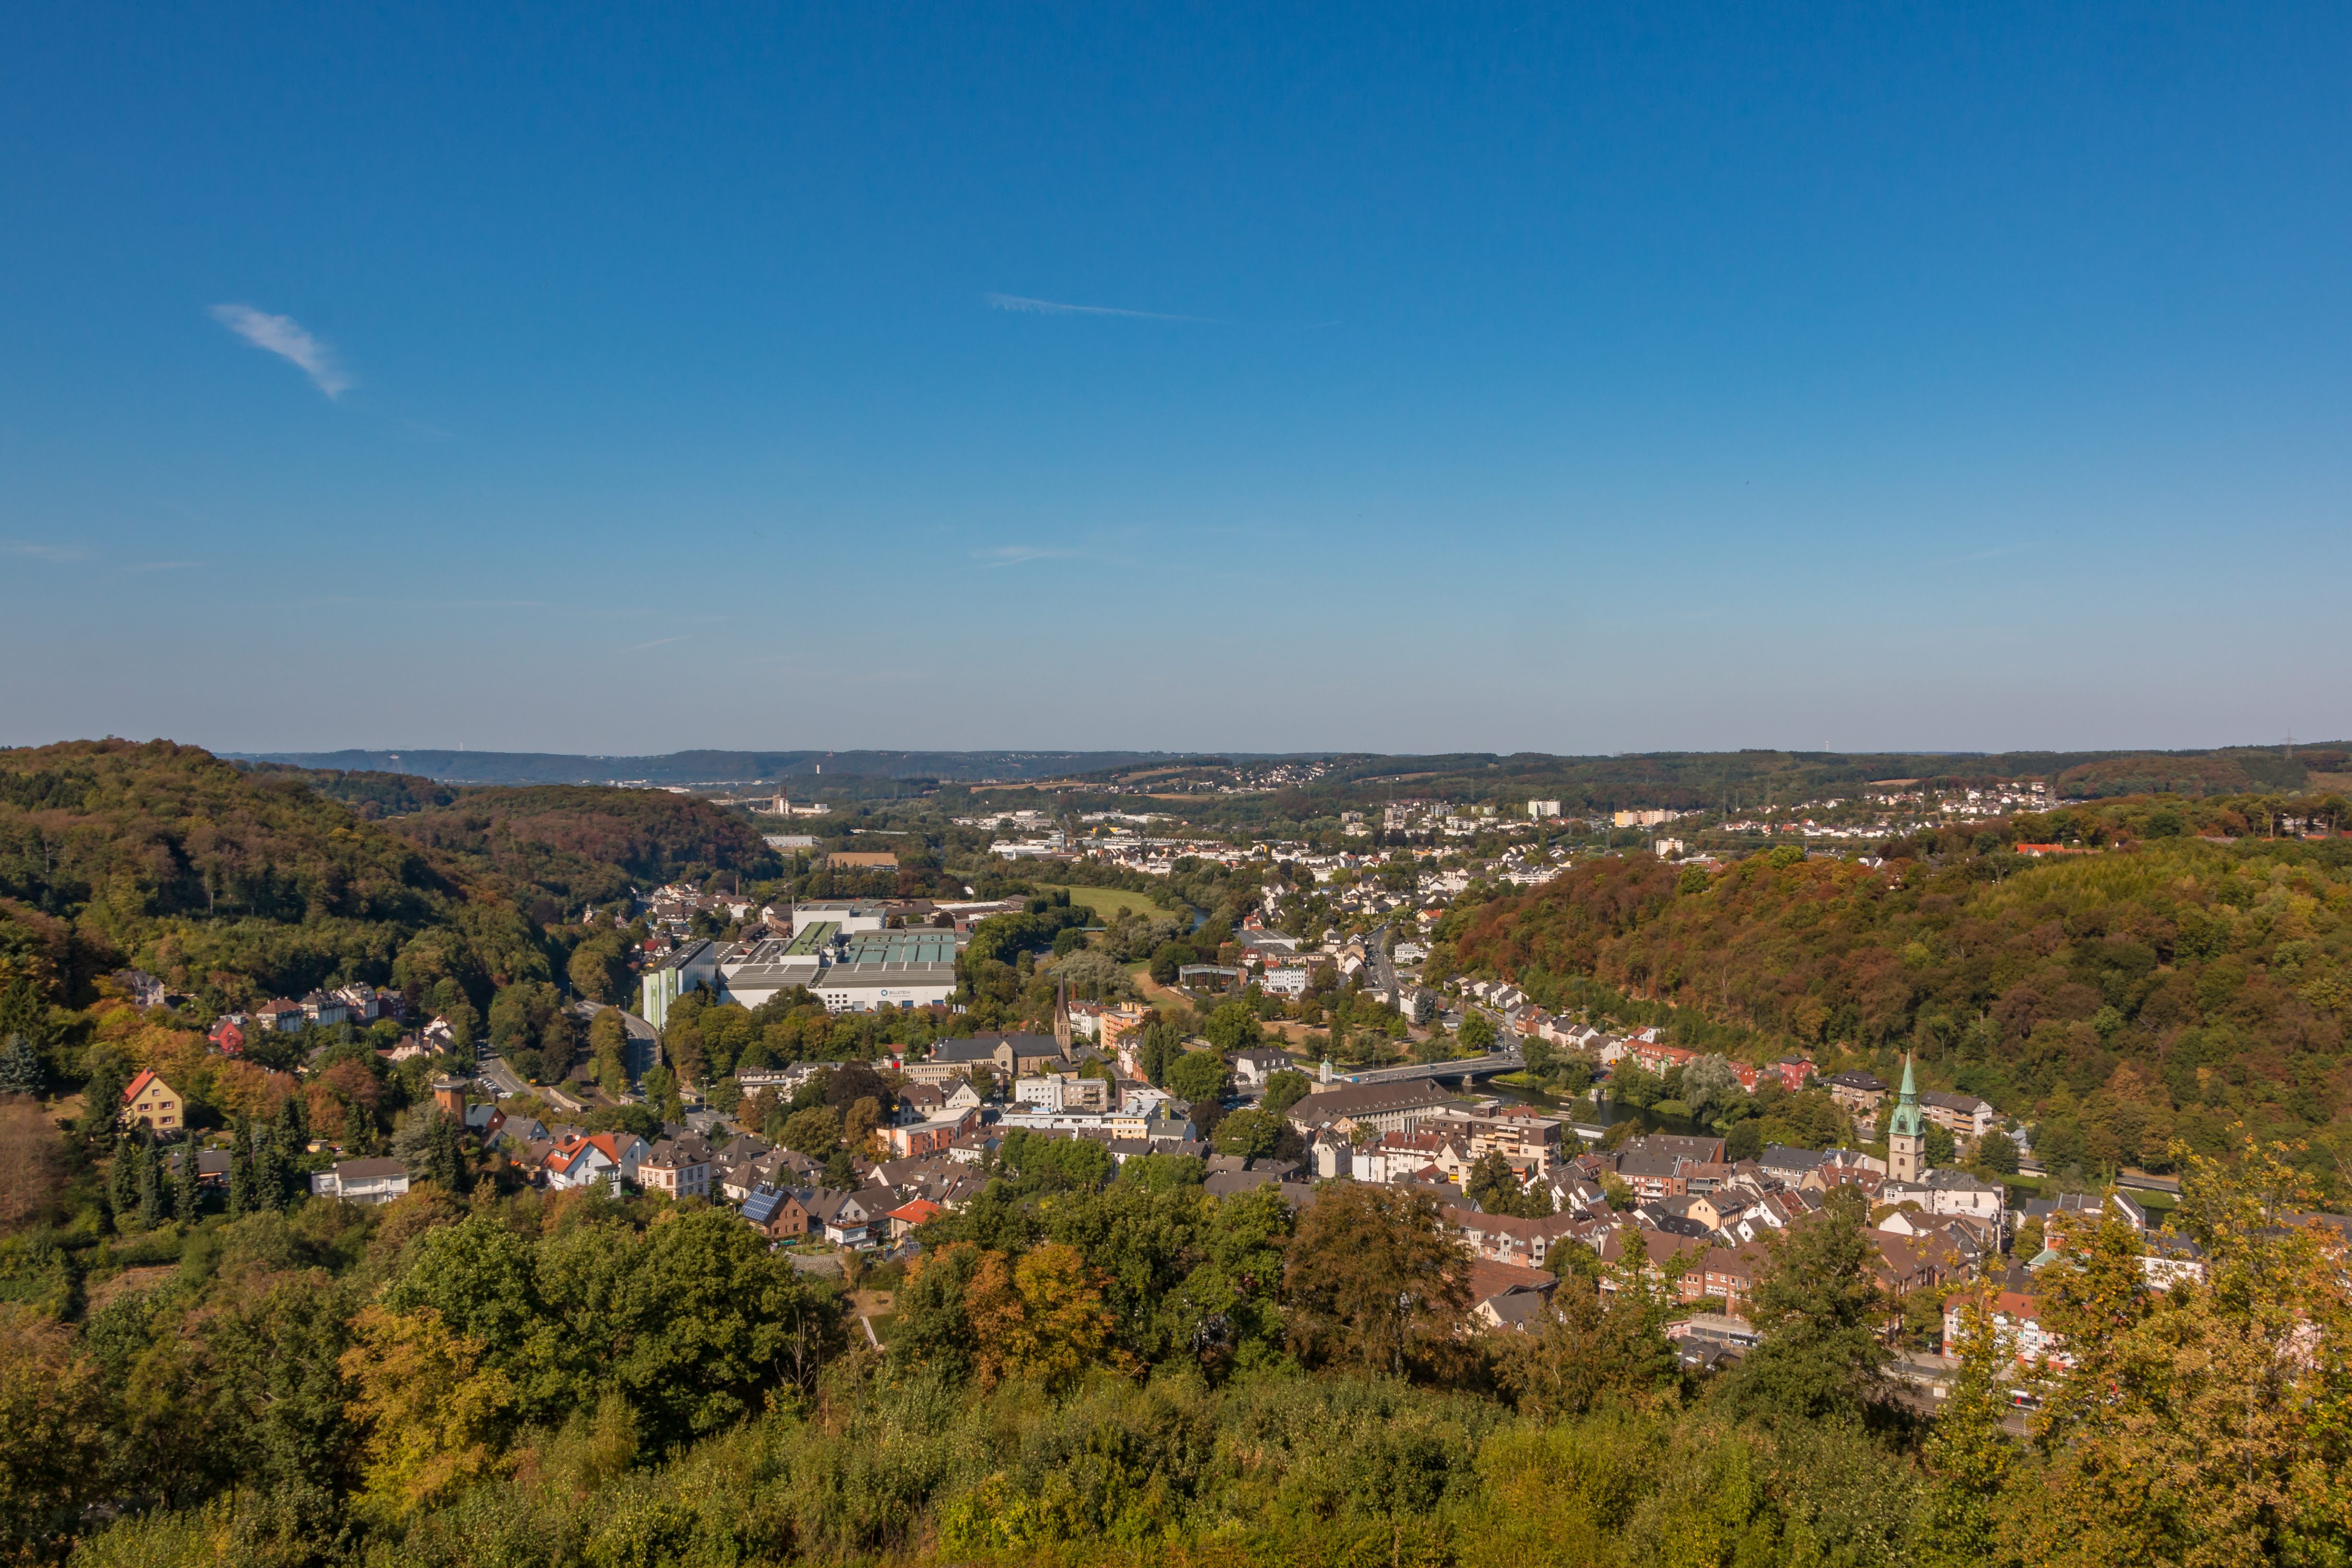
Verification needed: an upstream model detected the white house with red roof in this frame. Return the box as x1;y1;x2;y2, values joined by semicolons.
544;1131;649;1192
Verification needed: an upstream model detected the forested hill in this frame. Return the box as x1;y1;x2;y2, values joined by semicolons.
0;739;548;1013
388;785;778;913
233;747;1205;785
1442;794;2352;1188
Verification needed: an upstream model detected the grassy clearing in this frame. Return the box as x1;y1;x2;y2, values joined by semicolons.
1033;883;1165;919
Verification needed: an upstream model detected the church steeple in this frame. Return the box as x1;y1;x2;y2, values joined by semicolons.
1887;1051;1927;1183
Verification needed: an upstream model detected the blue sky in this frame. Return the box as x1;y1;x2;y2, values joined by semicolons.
3;3;2347;756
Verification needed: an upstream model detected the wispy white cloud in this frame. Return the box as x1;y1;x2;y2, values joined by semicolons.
984;292;1218;324
624;634;690;652
209;303;353;397
973;545;1078;568
5;540;83;562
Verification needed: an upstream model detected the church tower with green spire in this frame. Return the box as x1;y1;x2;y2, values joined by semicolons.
1887;1052;1927;1183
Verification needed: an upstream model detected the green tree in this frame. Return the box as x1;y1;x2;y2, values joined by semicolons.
1498;1267;1681;1420
108;1134;142;1230
1458;1011;1497;1052
0;1032;43;1098
1165;1049;1226;1107
1714;1187;1888;1426
780;1104;841;1162
2013;1135;2350;1568
1681;1054;1741;1121
1973;1132;2020;1176
77;1053;130;1141
250;1124;288;1212
0;1306;107;1561
1919;1283;2018;1568
1465;1149;1552;1218
1213;1108;1282;1160
172;1135;202;1223
568;934;632;1004
641;1062;683;1123
1262;1068;1311;1118
1284;1183;1470;1379
1203;1000;1262;1051
1133;1020;1185;1091
226;1115;256;1217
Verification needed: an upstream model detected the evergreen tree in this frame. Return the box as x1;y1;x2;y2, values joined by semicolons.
173;1136;202;1224
226;1115;256;1216
0;1032;43;1097
108;1133;142;1229
251;1125;286;1211
77;1054;131;1141
276;1086;308;1149
135;1136;162;1230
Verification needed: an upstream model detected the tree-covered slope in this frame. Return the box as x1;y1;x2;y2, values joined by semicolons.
1445;796;2352;1182
387;785;779;912
0;740;544;1013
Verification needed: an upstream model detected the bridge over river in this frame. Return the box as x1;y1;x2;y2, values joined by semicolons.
1327;1049;1526;1088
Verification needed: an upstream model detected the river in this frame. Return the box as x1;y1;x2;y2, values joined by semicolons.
1481;1079;1705;1138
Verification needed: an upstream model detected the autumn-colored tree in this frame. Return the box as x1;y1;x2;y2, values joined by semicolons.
1284;1183;1470;1378
0;1093;65;1233
962;1242;1129;1389
2013;1136;2352;1568
0;1305;106;1559
339;1304;518;1523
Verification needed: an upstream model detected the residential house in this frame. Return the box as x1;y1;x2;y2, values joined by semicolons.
114;967;169;1009
1686;1242;1771;1311
300;989;352;1028
741;1185;809;1241
1918;1089;1998;1141
1446;1206;1588;1268
1619;1133;1729;1165
545;1132;649;1191
1880;1168;2007;1226
2141;1230;2208;1289
1943;1288;2067;1367
885;1109;980;1160
639;1137;712;1201
1757;1145;1832;1185
1467;1257;1558;1332
1013;1074;1111;1113
121;1070;185;1133
254;999;307;1034
800;1187;885;1246
167;1147;232;1188
311;1158;412;1205
886;1197;943;1240
1825;1070;1888;1116
1228;1048;1297;1089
